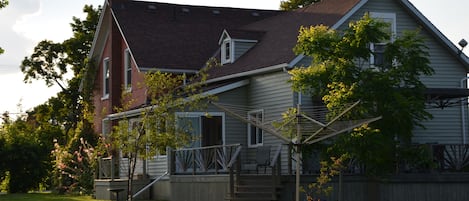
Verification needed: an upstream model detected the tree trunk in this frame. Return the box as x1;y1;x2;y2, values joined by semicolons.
127;153;137;201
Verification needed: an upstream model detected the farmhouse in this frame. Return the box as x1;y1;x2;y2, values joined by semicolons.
89;0;469;200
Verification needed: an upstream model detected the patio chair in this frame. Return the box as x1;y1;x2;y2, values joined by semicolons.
256;145;271;173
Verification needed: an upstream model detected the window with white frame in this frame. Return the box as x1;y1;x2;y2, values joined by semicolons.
221;39;232;64
370;12;396;67
103;58;110;98
124;49;132;90
248;109;263;147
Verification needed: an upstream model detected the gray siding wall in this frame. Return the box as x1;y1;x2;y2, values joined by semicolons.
234;41;256;61
247;70;295;173
336;0;468;144
214;86;249;146
206;85;250;160
147;155;169;178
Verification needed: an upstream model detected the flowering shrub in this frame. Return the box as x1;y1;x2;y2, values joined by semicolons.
52;137;98;194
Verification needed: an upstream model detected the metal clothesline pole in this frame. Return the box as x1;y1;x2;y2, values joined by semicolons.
295;103;301;201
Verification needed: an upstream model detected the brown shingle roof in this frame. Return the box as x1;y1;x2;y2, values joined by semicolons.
223;29;266;41
207;0;362;79
112;1;281;72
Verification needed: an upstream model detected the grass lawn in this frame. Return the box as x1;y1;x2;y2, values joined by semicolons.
0;193;106;201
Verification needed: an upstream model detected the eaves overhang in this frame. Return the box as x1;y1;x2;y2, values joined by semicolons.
103;79;250;120
206;63;289;85
139;67;199;74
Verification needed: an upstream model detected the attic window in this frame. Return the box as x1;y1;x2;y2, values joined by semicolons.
370;12;396;68
221;39;233;64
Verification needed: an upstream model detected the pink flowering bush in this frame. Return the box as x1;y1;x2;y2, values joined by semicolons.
51;137;100;194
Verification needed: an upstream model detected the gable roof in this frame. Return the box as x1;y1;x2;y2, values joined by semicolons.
397;0;469;69
108;1;281;73
89;0;469;84
205;0;469;83
206;0;363;81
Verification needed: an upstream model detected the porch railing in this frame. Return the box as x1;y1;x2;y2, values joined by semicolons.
433;144;469;172
97;156;118;180
228;146;242;199
299;144;469;175
169;144;242;175
270;144;282;199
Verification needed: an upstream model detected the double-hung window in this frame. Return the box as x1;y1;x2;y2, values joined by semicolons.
124;49;132;90
370;12;396;68
248;109;263;147
102;58;110;98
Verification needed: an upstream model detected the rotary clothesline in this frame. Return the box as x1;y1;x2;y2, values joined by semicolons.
210;101;382;201
210;101;382;144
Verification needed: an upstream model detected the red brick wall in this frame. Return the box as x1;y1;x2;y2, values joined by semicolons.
92;15;148;135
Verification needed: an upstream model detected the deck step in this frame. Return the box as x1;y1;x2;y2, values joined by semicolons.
236;185;273;192
226;175;282;201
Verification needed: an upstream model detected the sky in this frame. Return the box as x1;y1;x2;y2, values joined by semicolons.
0;0;468;117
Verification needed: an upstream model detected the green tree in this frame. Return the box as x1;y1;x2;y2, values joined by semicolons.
0;0;8;54
0;0;7;8
0;115;51;193
18;5;101;193
290;13;433;175
280;0;320;10
20;4;100;146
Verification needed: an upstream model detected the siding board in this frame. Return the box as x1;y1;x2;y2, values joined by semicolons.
248;71;294;173
337;0;468;144
234;41;256;61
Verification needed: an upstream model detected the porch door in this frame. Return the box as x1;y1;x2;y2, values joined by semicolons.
201;116;223;146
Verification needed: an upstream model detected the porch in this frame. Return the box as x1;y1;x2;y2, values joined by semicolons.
94;143;469;201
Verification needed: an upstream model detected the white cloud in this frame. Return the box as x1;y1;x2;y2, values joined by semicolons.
0;72;61;114
0;0;41;73
0;0;102;114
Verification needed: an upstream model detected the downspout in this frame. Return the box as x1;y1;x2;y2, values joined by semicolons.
460;76;469;144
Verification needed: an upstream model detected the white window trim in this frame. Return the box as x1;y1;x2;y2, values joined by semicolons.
175;112;226;146
247;109;264;148
370;12;396;68
221;38;233;65
124;49;132;91
102;57;110;99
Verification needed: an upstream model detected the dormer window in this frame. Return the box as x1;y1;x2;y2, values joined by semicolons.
370;12;396;68
218;29;262;65
221;39;232;64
